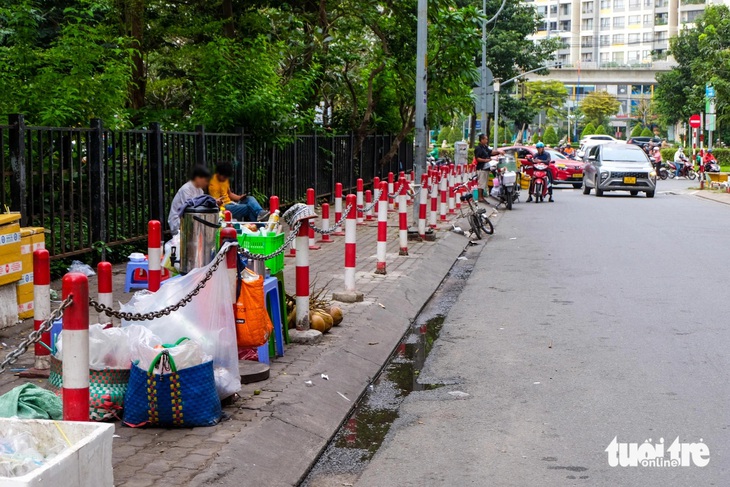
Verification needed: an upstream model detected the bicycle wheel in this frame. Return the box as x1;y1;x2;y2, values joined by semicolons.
469;214;482;240
478;213;494;235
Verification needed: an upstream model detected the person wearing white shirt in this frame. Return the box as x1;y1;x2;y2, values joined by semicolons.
167;165;212;234
673;147;686;178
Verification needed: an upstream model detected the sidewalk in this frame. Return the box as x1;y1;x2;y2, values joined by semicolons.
694;189;730;206
0;205;484;487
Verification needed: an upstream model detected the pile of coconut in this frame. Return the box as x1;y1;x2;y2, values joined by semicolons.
286;287;343;333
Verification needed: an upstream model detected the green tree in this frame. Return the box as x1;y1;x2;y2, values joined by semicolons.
525;80;568;119
641;127;653;137
532;132;540;144
543;126;558;145
581;123;596;138
580;91;621;126
594;125;607;135
631;124;644;137
437;127;451;144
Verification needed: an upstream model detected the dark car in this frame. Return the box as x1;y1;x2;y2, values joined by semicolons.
628;136;662;149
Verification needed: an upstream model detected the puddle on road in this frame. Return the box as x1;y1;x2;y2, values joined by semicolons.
301;248;477;487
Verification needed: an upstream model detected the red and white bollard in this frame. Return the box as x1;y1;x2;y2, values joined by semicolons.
307;188;321;250
388;172;395;211
97;261;113;326
333;183;345;236
148;221;161;292
448;164;456;214
344;194;358;291
439;169;448;221
62;272;89;422
224;210;232;224
318;203;333;243
430;170;438;228
418;174;428;239
269;195;279;214
220;226;239;304
372;177;381;216
356;178;365;225
365;190;373;221
33;249;51;372
398;176;409;256
295;220;310;330
375;182;388;275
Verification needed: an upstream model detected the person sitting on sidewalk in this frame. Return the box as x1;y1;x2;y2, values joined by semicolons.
209;161;270;222
167;165;214;234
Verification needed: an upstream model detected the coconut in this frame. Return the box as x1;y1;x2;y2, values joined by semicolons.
310;314;327;333
328;306;344;326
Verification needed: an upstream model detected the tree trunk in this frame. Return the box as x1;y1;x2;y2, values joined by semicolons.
222;0;235;38
380;109;415;167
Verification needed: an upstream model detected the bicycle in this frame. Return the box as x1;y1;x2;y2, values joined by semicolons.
454;179;494;240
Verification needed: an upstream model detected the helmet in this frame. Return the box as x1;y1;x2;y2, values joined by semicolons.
535;142;545;149
653;147;660;152
708;148;713;153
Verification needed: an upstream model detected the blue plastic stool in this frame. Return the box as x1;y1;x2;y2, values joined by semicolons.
264;276;285;357
124;261;149;292
257;343;270;365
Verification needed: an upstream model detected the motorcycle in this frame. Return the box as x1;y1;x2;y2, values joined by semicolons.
427;155;452;168
529;161;550;203
704;159;721;173
651;155;669;180
488;157;519;210
667;158;697;180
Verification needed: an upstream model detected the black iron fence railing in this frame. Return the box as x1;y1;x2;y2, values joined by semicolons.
2;115;413;259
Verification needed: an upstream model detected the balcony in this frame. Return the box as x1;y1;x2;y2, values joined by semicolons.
680;0;704;4
655;16;668;25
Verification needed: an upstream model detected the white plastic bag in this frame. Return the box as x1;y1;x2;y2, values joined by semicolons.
67;260;95;277
130;336;209;373
120;243;241;399
54;324;157;370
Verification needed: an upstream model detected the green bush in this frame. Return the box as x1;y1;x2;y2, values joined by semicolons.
640;127;653;137
594;124;607;135
437;126;450;145
631;124;644;137
531;132;540;144
438;147;475;161
659;147;730;165
581;123;595;138
543;126;559;145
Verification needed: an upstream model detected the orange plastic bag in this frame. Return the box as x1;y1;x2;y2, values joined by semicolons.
234;270;273;348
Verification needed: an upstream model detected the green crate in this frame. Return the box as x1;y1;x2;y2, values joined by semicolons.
238;232;285;274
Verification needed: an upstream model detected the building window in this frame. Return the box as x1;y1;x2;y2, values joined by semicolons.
628;50;640;63
655;0;668;6
643;14;653;26
681;10;702;23
642;32;653;42
613;16;625;28
643;49;651;59
600;18;610;29
629;0;641;7
655;13;668;25
613;33;625;44
645;0;653;6
612;51;625;63
549;21;558;30
600;52;610;63
537;5;548;16
550;4;558;14
600;0;611;8
582;1;595;13
628;15;640;25
628;33;640;44
560;4;571;15
600;35;610;45
582;18;594;29
582;35;594;47
617;84;628;96
582;52;594;62
559;20;571;30
614;0;625;9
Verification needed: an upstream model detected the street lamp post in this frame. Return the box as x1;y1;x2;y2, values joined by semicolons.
414;0;428;224
493;80;500;149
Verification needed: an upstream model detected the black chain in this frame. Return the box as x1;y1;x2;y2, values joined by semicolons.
0;296;73;374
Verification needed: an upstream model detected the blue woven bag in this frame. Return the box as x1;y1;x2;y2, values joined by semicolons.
123;339;221;428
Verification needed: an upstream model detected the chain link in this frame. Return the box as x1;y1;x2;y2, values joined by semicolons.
311;204;353;234
0;296;73;374
362;188;383;213
89;249;230;321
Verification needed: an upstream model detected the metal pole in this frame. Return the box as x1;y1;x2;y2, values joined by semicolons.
414;0;428;225
481;0;488;133
493;81;501;149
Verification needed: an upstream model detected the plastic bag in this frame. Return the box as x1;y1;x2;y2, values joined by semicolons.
120;243;240;399
131;336;208;373
235;269;273;348
0;423;67;478
54;324;155;370
67;260;95;276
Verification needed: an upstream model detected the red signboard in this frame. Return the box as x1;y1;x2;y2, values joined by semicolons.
689;114;701;128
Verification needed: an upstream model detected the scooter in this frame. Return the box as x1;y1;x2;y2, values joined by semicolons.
667;158;697;180
704;160;721;173
488;157;519;210
530;161;550;203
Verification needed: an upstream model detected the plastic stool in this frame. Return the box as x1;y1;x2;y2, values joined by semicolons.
264;276;285;357
257;343;270;365
271;270;290;344
124;260;171;293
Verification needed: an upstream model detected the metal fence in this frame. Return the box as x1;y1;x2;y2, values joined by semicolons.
1;115;413;259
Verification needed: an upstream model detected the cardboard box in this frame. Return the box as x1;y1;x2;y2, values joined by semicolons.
0;259;22;287
17;278;33;298
0;222;21;259
17;298;33;320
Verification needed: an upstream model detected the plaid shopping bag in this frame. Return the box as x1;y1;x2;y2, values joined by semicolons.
123;341;221;428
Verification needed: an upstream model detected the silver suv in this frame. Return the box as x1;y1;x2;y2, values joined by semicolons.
582;143;657;198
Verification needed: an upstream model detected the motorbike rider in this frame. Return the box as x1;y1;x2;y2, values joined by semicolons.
673;146;686;178
651;147;662;173
527;142;554;203
475;133;503;202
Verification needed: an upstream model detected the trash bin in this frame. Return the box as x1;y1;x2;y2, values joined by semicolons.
180;205;220;274
454;141;469;166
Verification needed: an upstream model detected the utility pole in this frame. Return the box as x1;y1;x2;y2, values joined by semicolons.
414;0;428;224
481;0;488;133
493;80;500;149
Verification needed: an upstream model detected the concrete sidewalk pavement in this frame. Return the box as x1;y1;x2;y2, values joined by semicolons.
0;203;489;487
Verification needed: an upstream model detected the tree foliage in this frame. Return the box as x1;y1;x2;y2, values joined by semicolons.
593;124;607;135
581;123;596;138
525;80;568;118
580;91;621;126
631;124;644;137
641;127;653;136
543;125;558;145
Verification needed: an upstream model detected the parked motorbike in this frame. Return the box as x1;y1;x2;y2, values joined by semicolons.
427;155;452;168
667;158;697;180
530;161;550;203
488;157;519;210
704;160;721;173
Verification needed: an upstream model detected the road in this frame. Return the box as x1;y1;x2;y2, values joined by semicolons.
353;179;730;486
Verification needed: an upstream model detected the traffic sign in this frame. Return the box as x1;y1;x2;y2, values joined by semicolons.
689;114;701;129
475;120;482;130
706;113;716;131
706;84;715;98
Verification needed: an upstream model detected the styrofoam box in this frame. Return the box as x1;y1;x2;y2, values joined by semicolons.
0;418;114;487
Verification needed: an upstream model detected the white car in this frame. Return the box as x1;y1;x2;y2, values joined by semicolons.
579;134;618;146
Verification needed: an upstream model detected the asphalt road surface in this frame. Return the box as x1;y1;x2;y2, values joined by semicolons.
354;180;730;486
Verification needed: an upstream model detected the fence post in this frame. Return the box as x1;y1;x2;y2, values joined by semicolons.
313;132;318;197
9;114;27;227
149;122;164;226
235;127;245;195
195;124;207;166
89;119;107;249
